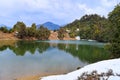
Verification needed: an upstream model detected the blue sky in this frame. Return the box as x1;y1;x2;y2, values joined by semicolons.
0;0;119;27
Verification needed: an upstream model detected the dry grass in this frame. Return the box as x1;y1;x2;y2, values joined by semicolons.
78;69;119;80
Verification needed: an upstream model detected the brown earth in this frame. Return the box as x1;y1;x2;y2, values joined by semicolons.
0;31;75;40
48;31;75;40
15;73;63;80
63;33;75;40
16;75;40;80
48;31;59;40
0;31;19;40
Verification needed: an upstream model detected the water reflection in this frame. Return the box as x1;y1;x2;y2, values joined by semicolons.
0;40;113;80
0;41;49;56
0;40;111;63
57;43;110;63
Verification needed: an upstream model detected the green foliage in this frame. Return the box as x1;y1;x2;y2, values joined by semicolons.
0;41;50;56
31;23;37;37
0;26;9;33
64;14;110;42
13;21;26;38
57;43;111;63
58;28;66;40
25;23;37;37
36;25;50;40
0;45;8;51
108;4;120;55
69;32;76;38
13;22;50;40
9;28;14;33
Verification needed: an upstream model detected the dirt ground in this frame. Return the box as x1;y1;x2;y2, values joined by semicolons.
16;73;60;80
0;31;19;40
0;31;75;40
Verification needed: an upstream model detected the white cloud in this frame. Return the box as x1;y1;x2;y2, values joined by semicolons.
101;0;119;7
77;0;119;17
0;0;119;26
77;3;107;17
78;4;94;14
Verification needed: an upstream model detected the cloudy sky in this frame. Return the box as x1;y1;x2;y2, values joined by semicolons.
0;0;119;27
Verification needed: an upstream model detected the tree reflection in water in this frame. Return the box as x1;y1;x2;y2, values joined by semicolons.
0;40;112;63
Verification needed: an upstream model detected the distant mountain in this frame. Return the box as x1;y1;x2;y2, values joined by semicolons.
0;24;7;27
0;24;11;30
37;22;60;30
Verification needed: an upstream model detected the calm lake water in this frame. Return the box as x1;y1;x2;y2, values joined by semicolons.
0;40;111;80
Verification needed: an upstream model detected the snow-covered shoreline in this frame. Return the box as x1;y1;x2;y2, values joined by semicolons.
41;58;120;80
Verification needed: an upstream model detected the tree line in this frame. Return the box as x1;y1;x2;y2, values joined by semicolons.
0;22;50;40
13;22;50;40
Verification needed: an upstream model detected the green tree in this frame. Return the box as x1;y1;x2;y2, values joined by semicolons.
25;23;37;37
31;23;37;37
9;28;14;33
58;28;66;40
108;4;120;56
0;26;9;33
13;21;26;39
63;14;109;42
36;25;50;40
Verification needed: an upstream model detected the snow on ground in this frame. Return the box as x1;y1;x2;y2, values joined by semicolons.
41;58;120;80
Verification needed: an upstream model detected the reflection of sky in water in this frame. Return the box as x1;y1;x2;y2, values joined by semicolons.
0;47;88;80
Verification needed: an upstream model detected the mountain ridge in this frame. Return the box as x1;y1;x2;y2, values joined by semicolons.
37;22;60;30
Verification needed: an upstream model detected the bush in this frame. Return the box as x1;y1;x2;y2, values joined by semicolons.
0;27;9;33
58;28;66;40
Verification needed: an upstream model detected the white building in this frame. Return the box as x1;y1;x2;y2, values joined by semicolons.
76;28;80;31
66;29;70;33
75;36;80;40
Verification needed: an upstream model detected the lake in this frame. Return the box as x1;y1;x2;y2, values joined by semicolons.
0;40;111;80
